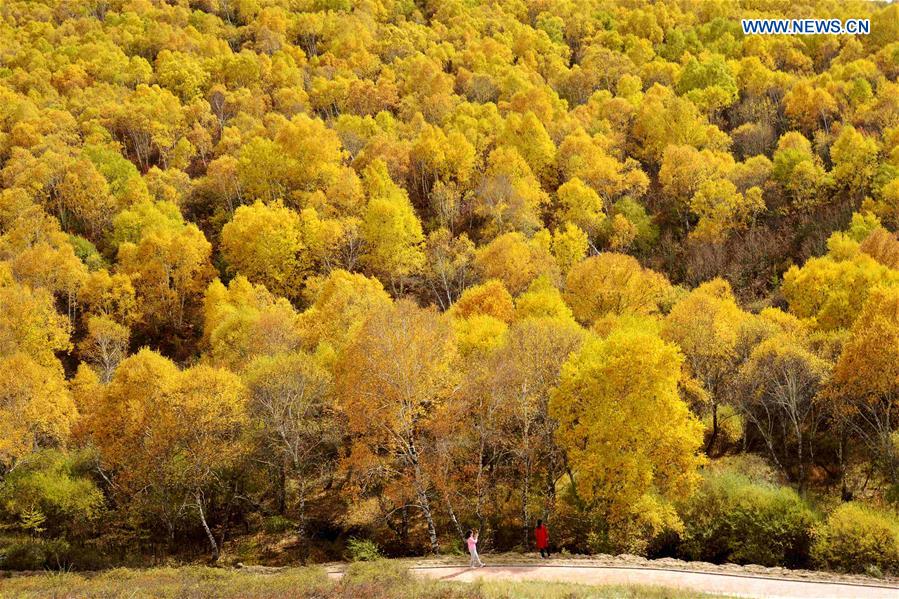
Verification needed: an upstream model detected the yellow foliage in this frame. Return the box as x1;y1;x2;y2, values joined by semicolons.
297;269;391;354
0;353;77;469
450;279;514;323
360;161;425;286
475;231;559;294
453;314;508;357
689;179;765;242
0;206;87;298
783;248;899;332
221;200;309;300
202;276;302;371
514;276;575;324
550;324;704;523
78;315;129;384
551;222;588;276
659;145;734;213
564;253;672;325
79;270;138;326
0;275;71;365
117;222;213;333
556;177;606;239
474;146;549;237
663;279;747;381
87;349;248;500
830;286;899;414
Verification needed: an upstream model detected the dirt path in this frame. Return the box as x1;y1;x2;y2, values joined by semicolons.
402;564;899;598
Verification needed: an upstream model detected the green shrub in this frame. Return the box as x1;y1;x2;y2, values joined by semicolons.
0;535;111;571
344;559;405;583
707;454;779;485
67;234;107;270
677;472;816;567
262;515;295;534
346;537;382;562
0;537;73;570
0;449;104;538
0;538;46;570
444;539;466;555
811;503;899;575
588;494;685;556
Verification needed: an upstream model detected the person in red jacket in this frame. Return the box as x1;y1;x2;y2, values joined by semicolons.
534;519;549;558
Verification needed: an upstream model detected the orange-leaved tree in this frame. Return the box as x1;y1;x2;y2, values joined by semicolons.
335;300;457;554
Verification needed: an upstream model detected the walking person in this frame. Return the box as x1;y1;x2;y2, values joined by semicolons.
465;529;485;568
534;519;549;558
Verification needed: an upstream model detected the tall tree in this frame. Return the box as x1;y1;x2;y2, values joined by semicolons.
663;279;748;454
488;317;583;546
243;351;337;558
827;286;899;485
335;300;457;553
550;320;704;549
117;223;214;341
87;350;248;560
0;353;77;472
737;332;831;493
360;162;425;293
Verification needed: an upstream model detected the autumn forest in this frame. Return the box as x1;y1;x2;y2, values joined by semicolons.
2;0;899;575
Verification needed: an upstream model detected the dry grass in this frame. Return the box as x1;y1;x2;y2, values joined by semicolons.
0;561;728;599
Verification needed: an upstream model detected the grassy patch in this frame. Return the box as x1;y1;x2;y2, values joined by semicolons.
1;566;332;599
472;579;725;598
0;561;731;599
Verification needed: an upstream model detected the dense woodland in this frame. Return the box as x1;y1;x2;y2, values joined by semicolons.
2;0;899;574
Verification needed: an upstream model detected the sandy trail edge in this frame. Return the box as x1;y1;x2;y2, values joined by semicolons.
325;564;899;599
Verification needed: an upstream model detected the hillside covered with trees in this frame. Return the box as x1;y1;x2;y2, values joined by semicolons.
2;0;899;574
